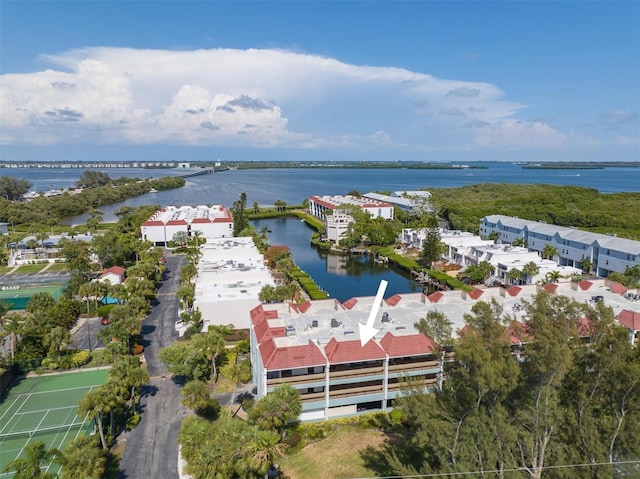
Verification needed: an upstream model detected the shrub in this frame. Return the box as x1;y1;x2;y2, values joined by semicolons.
71;350;91;367
126;413;141;430
97;304;115;317
41;358;59;370
241;397;255;412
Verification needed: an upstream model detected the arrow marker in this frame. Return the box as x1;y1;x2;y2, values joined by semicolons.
359;279;388;346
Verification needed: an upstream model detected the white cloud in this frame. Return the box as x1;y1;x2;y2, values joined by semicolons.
473;121;567;149
1;47;565;151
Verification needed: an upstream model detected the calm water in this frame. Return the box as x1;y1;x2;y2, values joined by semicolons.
252;218;421;302
3;162;637;224
4;162;637;298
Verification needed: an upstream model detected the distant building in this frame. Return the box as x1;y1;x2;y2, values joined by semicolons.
325;213;354;244
480;215;640;277
308;195;394;220
99;266;126;285
364;190;432;214
0;223;8;235
177;162;190;168
141;205;233;245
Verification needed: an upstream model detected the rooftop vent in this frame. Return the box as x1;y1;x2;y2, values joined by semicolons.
311;320;319;328
344;330;355;336
285;325;297;336
331;318;341;328
381;312;390;323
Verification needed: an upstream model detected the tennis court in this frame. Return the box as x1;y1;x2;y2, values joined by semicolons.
0;284;64;310
0;369;108;477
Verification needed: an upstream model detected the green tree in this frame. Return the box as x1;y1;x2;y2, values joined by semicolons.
542;244;558;260
0;176;32;201
420;226;444;268
506;267;523;285
159;340;210;381
274;199;287;212
579;257;594;274
249;384;301;439
181;380;211;414
235;429;288;479
192;328;227;383
522;261;540;284
232;192;249;236
43;326;72;361
77;170;111;188
2;441;63;478
60;436;106;479
414;310;453;389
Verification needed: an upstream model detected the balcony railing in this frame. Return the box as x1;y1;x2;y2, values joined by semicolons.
267;372;325;386
329;366;384;380
388;360;439;373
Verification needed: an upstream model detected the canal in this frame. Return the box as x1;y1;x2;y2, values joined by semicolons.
252;217;422;303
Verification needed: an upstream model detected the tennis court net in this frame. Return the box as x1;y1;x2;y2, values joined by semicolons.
0;421;91;440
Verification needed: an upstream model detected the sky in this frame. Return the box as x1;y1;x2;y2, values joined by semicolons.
0;1;639;163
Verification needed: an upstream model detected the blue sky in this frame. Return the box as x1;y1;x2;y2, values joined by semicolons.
1;1;638;163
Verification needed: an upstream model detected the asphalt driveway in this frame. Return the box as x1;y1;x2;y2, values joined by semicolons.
118;252;187;479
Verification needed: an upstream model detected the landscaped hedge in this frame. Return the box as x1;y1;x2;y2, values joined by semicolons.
375;246;470;291
289;266;329;300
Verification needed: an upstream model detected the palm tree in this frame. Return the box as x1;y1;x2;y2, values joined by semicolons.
506;268;523;285
43;326;72;361
2;441;63;478
236;430;288;479
60;436;105;479
522;261;540;284
226;362;244;415
274;199;287;212
546;270;563;283
192;328;226;383
78;388;109;450
181;380;211;413
542;244;559;260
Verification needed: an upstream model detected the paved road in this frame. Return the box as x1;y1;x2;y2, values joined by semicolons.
118;253;187;479
70;317;105;351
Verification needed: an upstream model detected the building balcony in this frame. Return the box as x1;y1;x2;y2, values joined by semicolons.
267;371;325;387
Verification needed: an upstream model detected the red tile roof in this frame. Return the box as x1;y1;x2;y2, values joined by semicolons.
609;281;628;295
379;332;436;357
166;219;188;225
543;283;558;293
577;280;593;291
427;291;443;303
576;317;593;337
212;217;233;223
260;339;326;370
324;338;386;364
142;220;164;226
505;286;522;297
289;301;312;314
385;294;402;306
191;218;212;224
265;309;279;319
467;288;484;300
102;266;125;277
617;310;640;331
342;298;358;310
506;321;533;345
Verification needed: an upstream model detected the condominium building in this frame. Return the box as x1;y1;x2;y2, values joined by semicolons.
250;278;640;421
141;205;233;245
192;237;276;331
308;195;394;220
480;215;640;277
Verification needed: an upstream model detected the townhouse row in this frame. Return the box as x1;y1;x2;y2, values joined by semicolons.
480;215;640;277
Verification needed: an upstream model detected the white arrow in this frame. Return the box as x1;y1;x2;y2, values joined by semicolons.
359;279;388;346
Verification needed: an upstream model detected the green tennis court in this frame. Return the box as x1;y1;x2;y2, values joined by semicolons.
0;369;108;477
0;284;64;310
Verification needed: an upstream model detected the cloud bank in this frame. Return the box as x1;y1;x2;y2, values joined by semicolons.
1;47;568;151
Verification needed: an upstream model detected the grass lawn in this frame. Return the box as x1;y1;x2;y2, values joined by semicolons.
280;426;388;479
13;263;49;274
0;265;13;274
46;262;68;272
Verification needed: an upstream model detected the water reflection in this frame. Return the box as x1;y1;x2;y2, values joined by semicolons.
252;218;420;303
